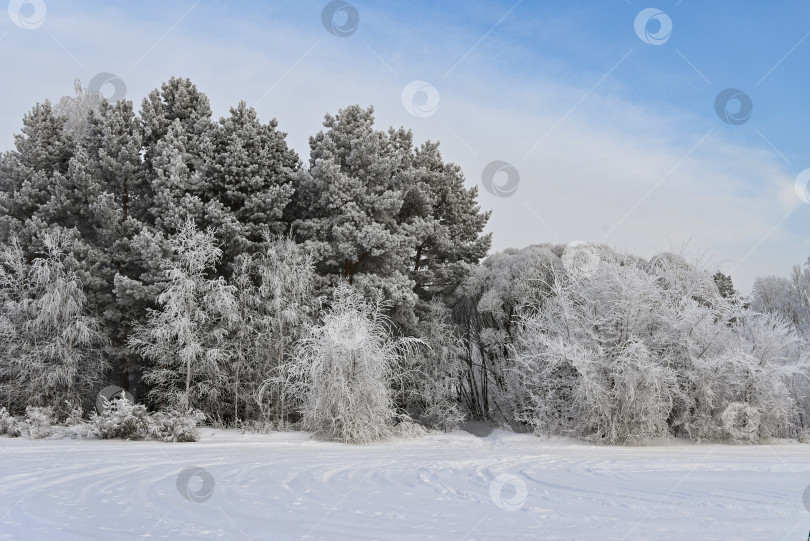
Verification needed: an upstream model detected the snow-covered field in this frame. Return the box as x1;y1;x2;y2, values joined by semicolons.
1;428;809;540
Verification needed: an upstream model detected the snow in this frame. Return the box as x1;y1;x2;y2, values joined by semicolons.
1;429;809;540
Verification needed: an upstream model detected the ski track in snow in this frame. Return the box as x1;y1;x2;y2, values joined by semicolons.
1;429;809;540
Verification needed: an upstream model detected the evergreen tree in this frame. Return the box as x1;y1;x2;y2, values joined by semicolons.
140;77;213;172
14;101;75;177
143;82;300;274
402;141;491;305
204;101;299;266
84;98;157;392
148;119;216;235
294;105;490;328
0;101;76;244
139;76;215;238
713;271;736;299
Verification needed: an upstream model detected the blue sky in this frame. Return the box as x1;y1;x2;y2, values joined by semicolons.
1;0;809;292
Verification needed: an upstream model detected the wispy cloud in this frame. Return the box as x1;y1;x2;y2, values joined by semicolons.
0;0;806;292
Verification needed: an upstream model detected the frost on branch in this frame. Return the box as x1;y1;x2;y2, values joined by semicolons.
90;397;204;442
398;301;467;431
0;231;108;418
280;284;422;443
130;218;237;415
512;253;804;444
229;234;318;426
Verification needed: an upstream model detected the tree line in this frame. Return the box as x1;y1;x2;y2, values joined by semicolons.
0;77;807;444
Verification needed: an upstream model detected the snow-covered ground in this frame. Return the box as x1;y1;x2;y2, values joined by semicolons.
1;428;809;540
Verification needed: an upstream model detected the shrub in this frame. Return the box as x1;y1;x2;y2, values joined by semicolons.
512;255;803;444
0;407;20;437
91;397;151;440
280;285;422;444
148;409;205;442
21;406;57;439
90;397;204;442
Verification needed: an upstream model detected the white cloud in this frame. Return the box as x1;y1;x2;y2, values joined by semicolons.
1;2;806;293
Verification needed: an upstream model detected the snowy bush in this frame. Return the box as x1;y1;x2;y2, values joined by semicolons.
0;407;20;437
147;409;205;442
0;398;206;442
513;262;677;444
511;252;804;444
90;397;204;442
680;343;798;442
20;406;58;439
280;285;422;443
513;334;675;444
392;415;428;438
91;397;151;440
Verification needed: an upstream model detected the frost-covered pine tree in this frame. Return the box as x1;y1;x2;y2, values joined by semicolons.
282;284;422;443
0;88;157;397
0;231;108;417
84;97;156;392
206;101;298;266
0;101;76;245
140;77;213;173
148;119;215;237
712;271;736;299
140;77;219;246
402;141;491;304
143;80;300;275
130;219;237;415
293;105;490;330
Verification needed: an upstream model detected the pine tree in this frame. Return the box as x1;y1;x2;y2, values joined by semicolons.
139;77;216;237
84;98;156;392
14;101;75;177
0;101;76;244
143;82;301;275
712;271;736;299
140;77;213;172
403;141;491;304
294;105;490;328
204;101;299;267
148;119;215;235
